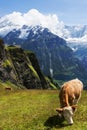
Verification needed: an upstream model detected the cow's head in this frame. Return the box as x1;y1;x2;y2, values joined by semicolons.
56;105;77;125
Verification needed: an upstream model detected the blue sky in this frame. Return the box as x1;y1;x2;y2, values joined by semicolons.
0;0;87;25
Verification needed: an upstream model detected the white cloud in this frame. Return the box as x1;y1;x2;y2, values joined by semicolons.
66;35;87;45
0;12;24;26
0;9;67;37
22;9;66;37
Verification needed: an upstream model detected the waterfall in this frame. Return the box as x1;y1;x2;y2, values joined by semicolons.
49;52;53;77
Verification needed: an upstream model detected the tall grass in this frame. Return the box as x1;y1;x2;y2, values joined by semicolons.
0;90;87;130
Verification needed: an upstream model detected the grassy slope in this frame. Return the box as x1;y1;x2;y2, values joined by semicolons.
0;90;87;130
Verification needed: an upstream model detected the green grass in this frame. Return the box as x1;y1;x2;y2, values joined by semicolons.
29;65;40;80
2;59;12;68
0;89;87;130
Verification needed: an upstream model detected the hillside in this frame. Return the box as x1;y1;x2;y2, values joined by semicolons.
0;39;51;89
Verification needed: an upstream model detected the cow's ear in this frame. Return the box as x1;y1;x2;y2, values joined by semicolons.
56;108;63;113
71;105;78;112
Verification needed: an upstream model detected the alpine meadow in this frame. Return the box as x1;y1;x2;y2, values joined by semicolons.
0;86;87;130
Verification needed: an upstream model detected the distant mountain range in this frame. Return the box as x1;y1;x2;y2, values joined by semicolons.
0;25;86;83
0;10;87;86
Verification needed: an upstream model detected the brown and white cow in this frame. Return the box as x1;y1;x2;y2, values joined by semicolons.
5;87;12;91
56;78;83;125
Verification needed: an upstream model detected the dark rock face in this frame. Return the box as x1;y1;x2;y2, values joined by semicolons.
0;39;9;81
27;51;48;89
0;40;49;89
0;39;5;63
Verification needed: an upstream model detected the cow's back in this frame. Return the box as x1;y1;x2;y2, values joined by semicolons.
59;79;83;107
64;79;83;96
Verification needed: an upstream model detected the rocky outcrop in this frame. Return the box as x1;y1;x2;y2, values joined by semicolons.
0;39;49;89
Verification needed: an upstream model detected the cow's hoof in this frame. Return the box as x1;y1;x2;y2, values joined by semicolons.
69;123;73;125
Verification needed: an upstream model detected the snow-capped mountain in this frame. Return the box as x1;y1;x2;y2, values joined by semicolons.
0;9;61;36
0;9;87;83
0;9;87;46
65;25;87;46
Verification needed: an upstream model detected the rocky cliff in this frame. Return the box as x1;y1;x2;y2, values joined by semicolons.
0;39;50;89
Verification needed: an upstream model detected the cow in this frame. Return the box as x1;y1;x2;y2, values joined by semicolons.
5;87;12;91
56;78;83;125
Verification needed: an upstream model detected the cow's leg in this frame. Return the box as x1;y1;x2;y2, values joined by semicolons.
73;99;78;105
70;95;75;105
73;93;81;105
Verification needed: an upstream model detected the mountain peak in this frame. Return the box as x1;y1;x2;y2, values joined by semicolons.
0;9;65;37
0;9;87;44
